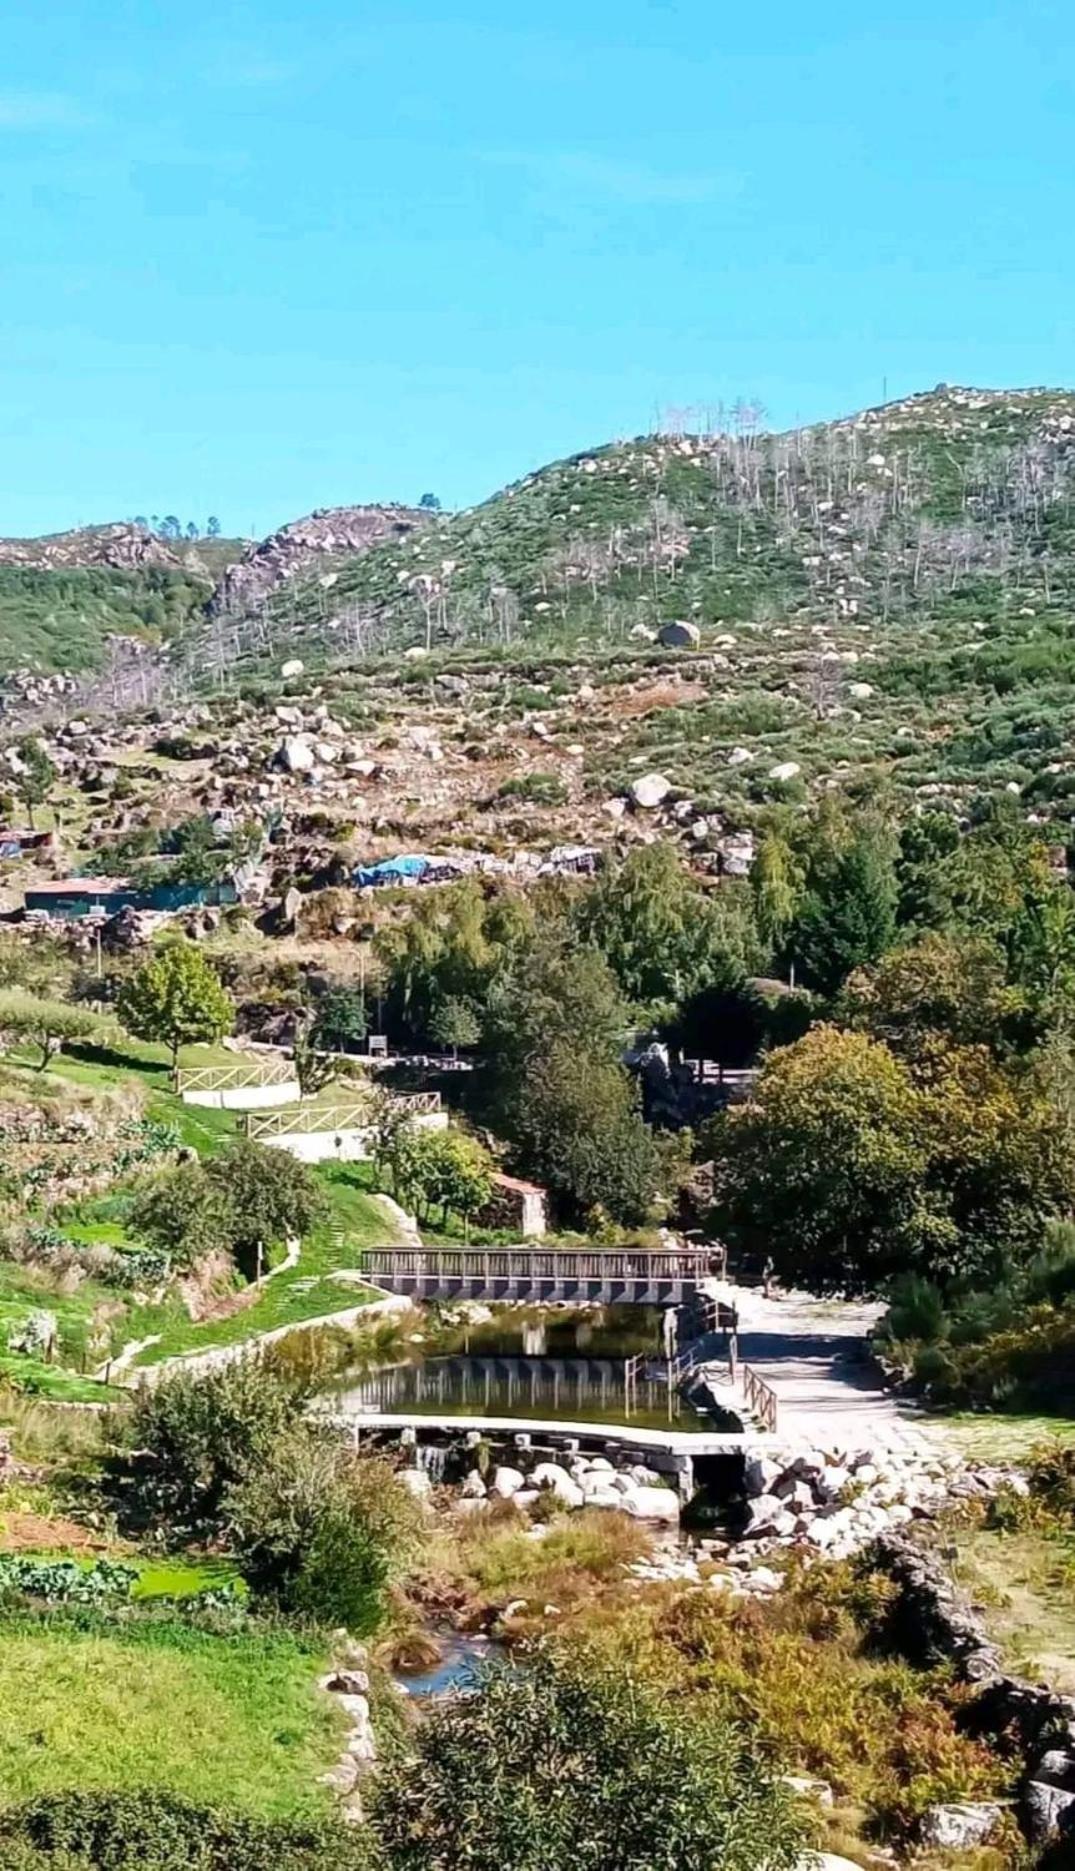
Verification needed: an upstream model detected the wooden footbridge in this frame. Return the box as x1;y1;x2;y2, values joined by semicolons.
360;1244;711;1306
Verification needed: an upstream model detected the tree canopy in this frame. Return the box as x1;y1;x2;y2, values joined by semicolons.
117;941;233;1069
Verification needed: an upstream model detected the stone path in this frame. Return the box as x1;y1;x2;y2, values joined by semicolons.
718;1285;946;1455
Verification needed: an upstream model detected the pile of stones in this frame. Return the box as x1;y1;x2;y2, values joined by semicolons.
736;1441;977;1560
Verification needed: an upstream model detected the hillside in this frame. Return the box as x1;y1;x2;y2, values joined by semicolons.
6;386;1075;848
0;524;248;677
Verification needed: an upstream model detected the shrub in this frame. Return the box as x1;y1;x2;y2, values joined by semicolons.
226;1433;418;1633
372;1644;805;1871
0;1791;377;1871
105;1362;304;1541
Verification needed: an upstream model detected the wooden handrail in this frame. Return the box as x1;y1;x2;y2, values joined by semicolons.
741;1363;779;1432
177;1060;296;1092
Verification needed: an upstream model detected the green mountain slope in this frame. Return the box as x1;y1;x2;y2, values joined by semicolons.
249;384;1075;661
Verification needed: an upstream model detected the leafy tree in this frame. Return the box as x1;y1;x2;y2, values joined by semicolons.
311;986;368;1052
788;834;897;997
14;736;56;830
204;1138;326;1280
128;1158;234;1270
117;940;233;1072
375;880;533;1043
895;810;961;929
709;1024;1074;1294
428;995;480;1056
418;492;441;511
404;1129;493;1234
1007;881;1075;1013
292;1017;337;1098
373;1646;804;1871
840;933;1033;1059
576;843;758;1017
0;990;101;1070
750;828;802;955
206;515;222;537
488;937;661;1224
511;1040;660;1226
709;1025;930;1293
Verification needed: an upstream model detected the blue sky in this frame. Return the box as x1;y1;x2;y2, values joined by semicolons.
2;0;1074;537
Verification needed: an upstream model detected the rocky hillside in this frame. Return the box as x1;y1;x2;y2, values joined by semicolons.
0;524;247;676
208;504;428;619
220;384;1075;665
8;385;1075;852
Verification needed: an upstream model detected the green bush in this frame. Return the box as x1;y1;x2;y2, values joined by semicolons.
372;1644;806;1871
105;1362;304;1541
226;1433;416;1633
0;1791;376;1871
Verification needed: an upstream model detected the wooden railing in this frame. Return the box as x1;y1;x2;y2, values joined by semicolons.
176;1059;296;1093
361;1245;710;1285
245;1091;441;1140
741;1363;779;1433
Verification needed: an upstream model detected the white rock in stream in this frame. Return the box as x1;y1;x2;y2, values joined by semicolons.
491;1465;526;1498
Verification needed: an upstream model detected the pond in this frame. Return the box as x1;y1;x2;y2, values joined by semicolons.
332;1305;731;1433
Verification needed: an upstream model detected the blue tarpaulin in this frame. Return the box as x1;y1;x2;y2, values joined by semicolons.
353;855;434;888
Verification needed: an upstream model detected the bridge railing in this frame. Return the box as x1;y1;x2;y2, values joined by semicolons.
741;1363;779;1433
244;1091;441;1140
360;1245;710;1284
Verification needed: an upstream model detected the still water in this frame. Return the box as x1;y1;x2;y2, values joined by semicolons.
334;1305;724;1433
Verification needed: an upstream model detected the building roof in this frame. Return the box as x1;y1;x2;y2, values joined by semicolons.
24;877;131;896
493;1172;547;1197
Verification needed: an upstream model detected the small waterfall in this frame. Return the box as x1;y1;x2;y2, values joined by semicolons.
416;1443;448;1484
522;1322;547;1356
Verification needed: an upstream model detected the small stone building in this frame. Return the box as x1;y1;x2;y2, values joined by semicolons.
482;1172;548;1239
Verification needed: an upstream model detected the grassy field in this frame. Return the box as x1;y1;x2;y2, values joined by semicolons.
932;1412;1075;1461
0;1618;342;1816
949;1526;1075;1694
1;1041;400;1391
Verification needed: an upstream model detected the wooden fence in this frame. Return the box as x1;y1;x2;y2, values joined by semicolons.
176;1059;296;1094
244;1091;441;1140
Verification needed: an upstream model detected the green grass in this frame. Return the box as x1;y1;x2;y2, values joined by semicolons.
933;1412;1075;1461
130;1164;399;1367
949;1525;1075;1694
0;1618;342;1816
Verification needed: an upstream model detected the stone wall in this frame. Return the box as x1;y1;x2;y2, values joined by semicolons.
873;1533;1075;1845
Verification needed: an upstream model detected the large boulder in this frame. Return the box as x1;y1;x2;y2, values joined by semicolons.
619;1485;680;1524
745;1454;783;1498
657;620;700;649
279;734;315;773
490;1465;526;1499
629;772;671;810
743;1493;784;1536
919;1803;1003;1850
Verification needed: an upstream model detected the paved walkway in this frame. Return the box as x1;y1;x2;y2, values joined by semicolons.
717;1286;945;1456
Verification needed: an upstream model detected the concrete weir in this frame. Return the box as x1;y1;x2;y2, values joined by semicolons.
332;1408;779;1500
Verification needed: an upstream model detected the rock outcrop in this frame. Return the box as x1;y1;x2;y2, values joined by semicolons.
0;522;185;574
208;504;427;617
